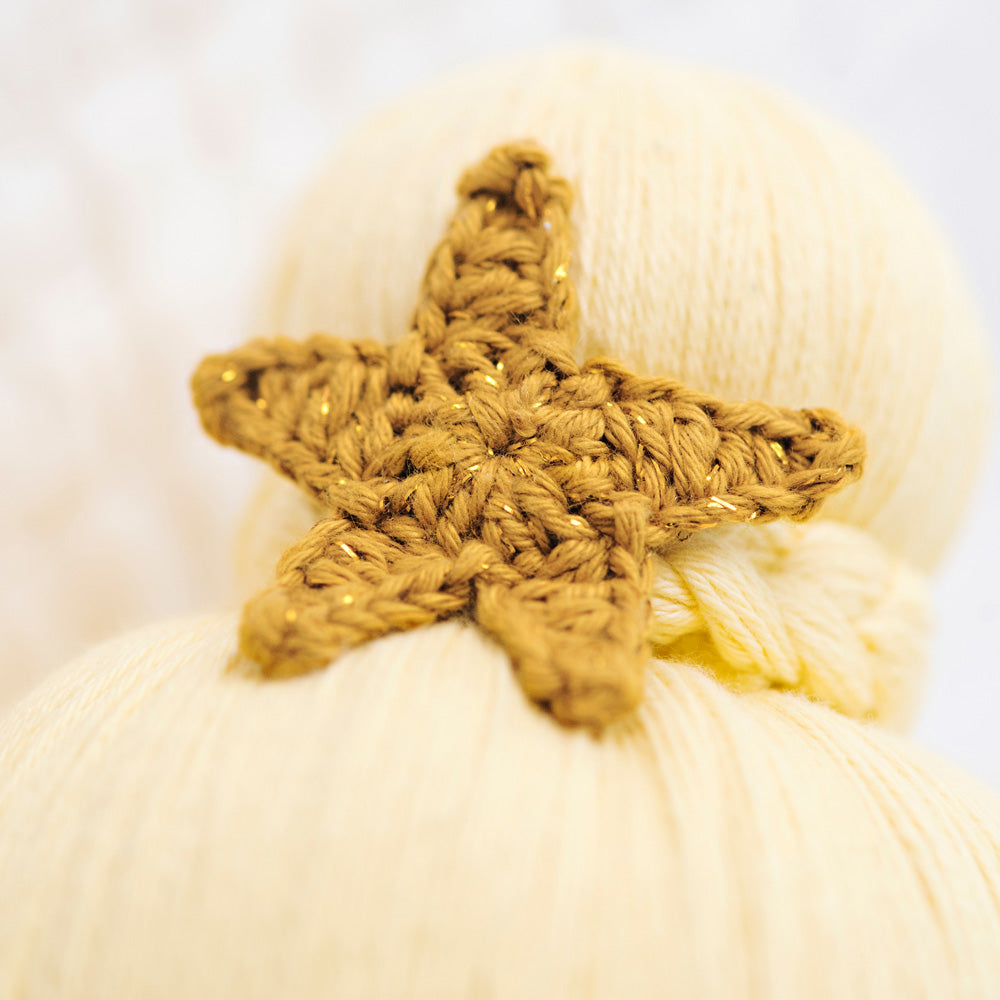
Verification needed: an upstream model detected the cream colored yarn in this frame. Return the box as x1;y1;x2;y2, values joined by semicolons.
0;48;997;999
1;613;999;998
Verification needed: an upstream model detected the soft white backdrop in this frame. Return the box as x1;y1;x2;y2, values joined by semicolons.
1;0;997;787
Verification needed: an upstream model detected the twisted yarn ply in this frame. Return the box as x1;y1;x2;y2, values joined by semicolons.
649;519;929;724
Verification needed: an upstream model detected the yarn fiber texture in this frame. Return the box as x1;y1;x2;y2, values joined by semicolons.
0;48;997;999
193;142;864;728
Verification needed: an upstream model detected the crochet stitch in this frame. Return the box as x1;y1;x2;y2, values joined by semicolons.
192;141;865;728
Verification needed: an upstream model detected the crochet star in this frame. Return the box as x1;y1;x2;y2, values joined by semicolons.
193;142;865;728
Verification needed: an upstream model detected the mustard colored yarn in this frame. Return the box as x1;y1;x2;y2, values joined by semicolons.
193;142;863;727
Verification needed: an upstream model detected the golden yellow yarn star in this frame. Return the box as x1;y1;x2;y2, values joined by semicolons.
192;142;865;728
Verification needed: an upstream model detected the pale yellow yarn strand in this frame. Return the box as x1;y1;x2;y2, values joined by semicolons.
649;520;930;726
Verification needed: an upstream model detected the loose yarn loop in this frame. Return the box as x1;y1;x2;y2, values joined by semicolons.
192;141;866;728
650;520;930;725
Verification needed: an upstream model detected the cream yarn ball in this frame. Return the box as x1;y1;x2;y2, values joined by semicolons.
256;47;992;573
1;48;998;999
1;613;999;998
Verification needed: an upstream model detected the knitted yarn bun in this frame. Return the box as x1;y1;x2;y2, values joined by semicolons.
1;49;997;999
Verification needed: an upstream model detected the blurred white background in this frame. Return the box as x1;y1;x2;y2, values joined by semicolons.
1;1;997;787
